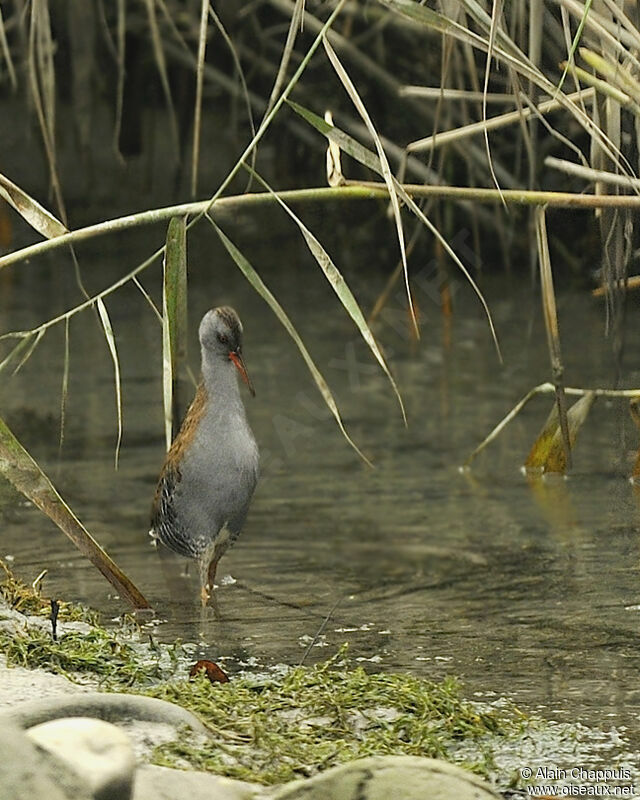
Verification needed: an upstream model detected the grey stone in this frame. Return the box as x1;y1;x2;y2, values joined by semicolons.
0;691;210;736
268;756;501;800
133;764;263;800
118;719;186;761
26;717;136;800
0;603;92;638
0;603;30;625
0;719;92;800
0;653;91;707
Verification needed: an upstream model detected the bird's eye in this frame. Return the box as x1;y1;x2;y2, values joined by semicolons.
217;333;229;346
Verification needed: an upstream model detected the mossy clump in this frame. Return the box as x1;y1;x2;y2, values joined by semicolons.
0;557;98;623
0;625;173;686
145;647;525;785
0;559;181;686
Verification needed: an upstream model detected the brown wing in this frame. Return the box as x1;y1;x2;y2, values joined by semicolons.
149;383;209;558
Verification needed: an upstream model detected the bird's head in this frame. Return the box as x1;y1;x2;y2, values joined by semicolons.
199;306;255;396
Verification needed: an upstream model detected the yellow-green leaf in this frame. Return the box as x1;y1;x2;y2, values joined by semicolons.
524;402;561;472
525;393;596;474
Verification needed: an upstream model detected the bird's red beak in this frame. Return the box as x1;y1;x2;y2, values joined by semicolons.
229;351;255;396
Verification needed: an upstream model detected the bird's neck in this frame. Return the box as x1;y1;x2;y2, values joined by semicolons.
201;350;244;416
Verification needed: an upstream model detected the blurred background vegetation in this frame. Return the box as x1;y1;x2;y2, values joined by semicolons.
2;0;636;279
1;0;640;466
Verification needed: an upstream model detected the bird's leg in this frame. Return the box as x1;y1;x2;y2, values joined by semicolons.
199;553;211;607
205;556;220;601
199;553;220;607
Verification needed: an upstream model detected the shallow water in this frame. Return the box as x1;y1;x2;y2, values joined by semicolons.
2;214;640;770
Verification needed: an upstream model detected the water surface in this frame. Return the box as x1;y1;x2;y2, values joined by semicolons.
2;216;640;768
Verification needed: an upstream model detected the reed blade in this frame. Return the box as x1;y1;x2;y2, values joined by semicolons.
0;172;67;239
209;218;372;466
322;35;418;339
142;0;179;160
287;101;502;360
0;416;150;610
162;216;188;447
244;165;406;425
96;298;123;470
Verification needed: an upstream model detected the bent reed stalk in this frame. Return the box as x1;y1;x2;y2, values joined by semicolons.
3;181;640;275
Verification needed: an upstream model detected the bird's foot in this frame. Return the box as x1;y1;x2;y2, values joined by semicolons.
200;584;211;607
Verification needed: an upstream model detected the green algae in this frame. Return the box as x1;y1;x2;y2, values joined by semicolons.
0;562;528;786
143;647;525;784
0;625;173;686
